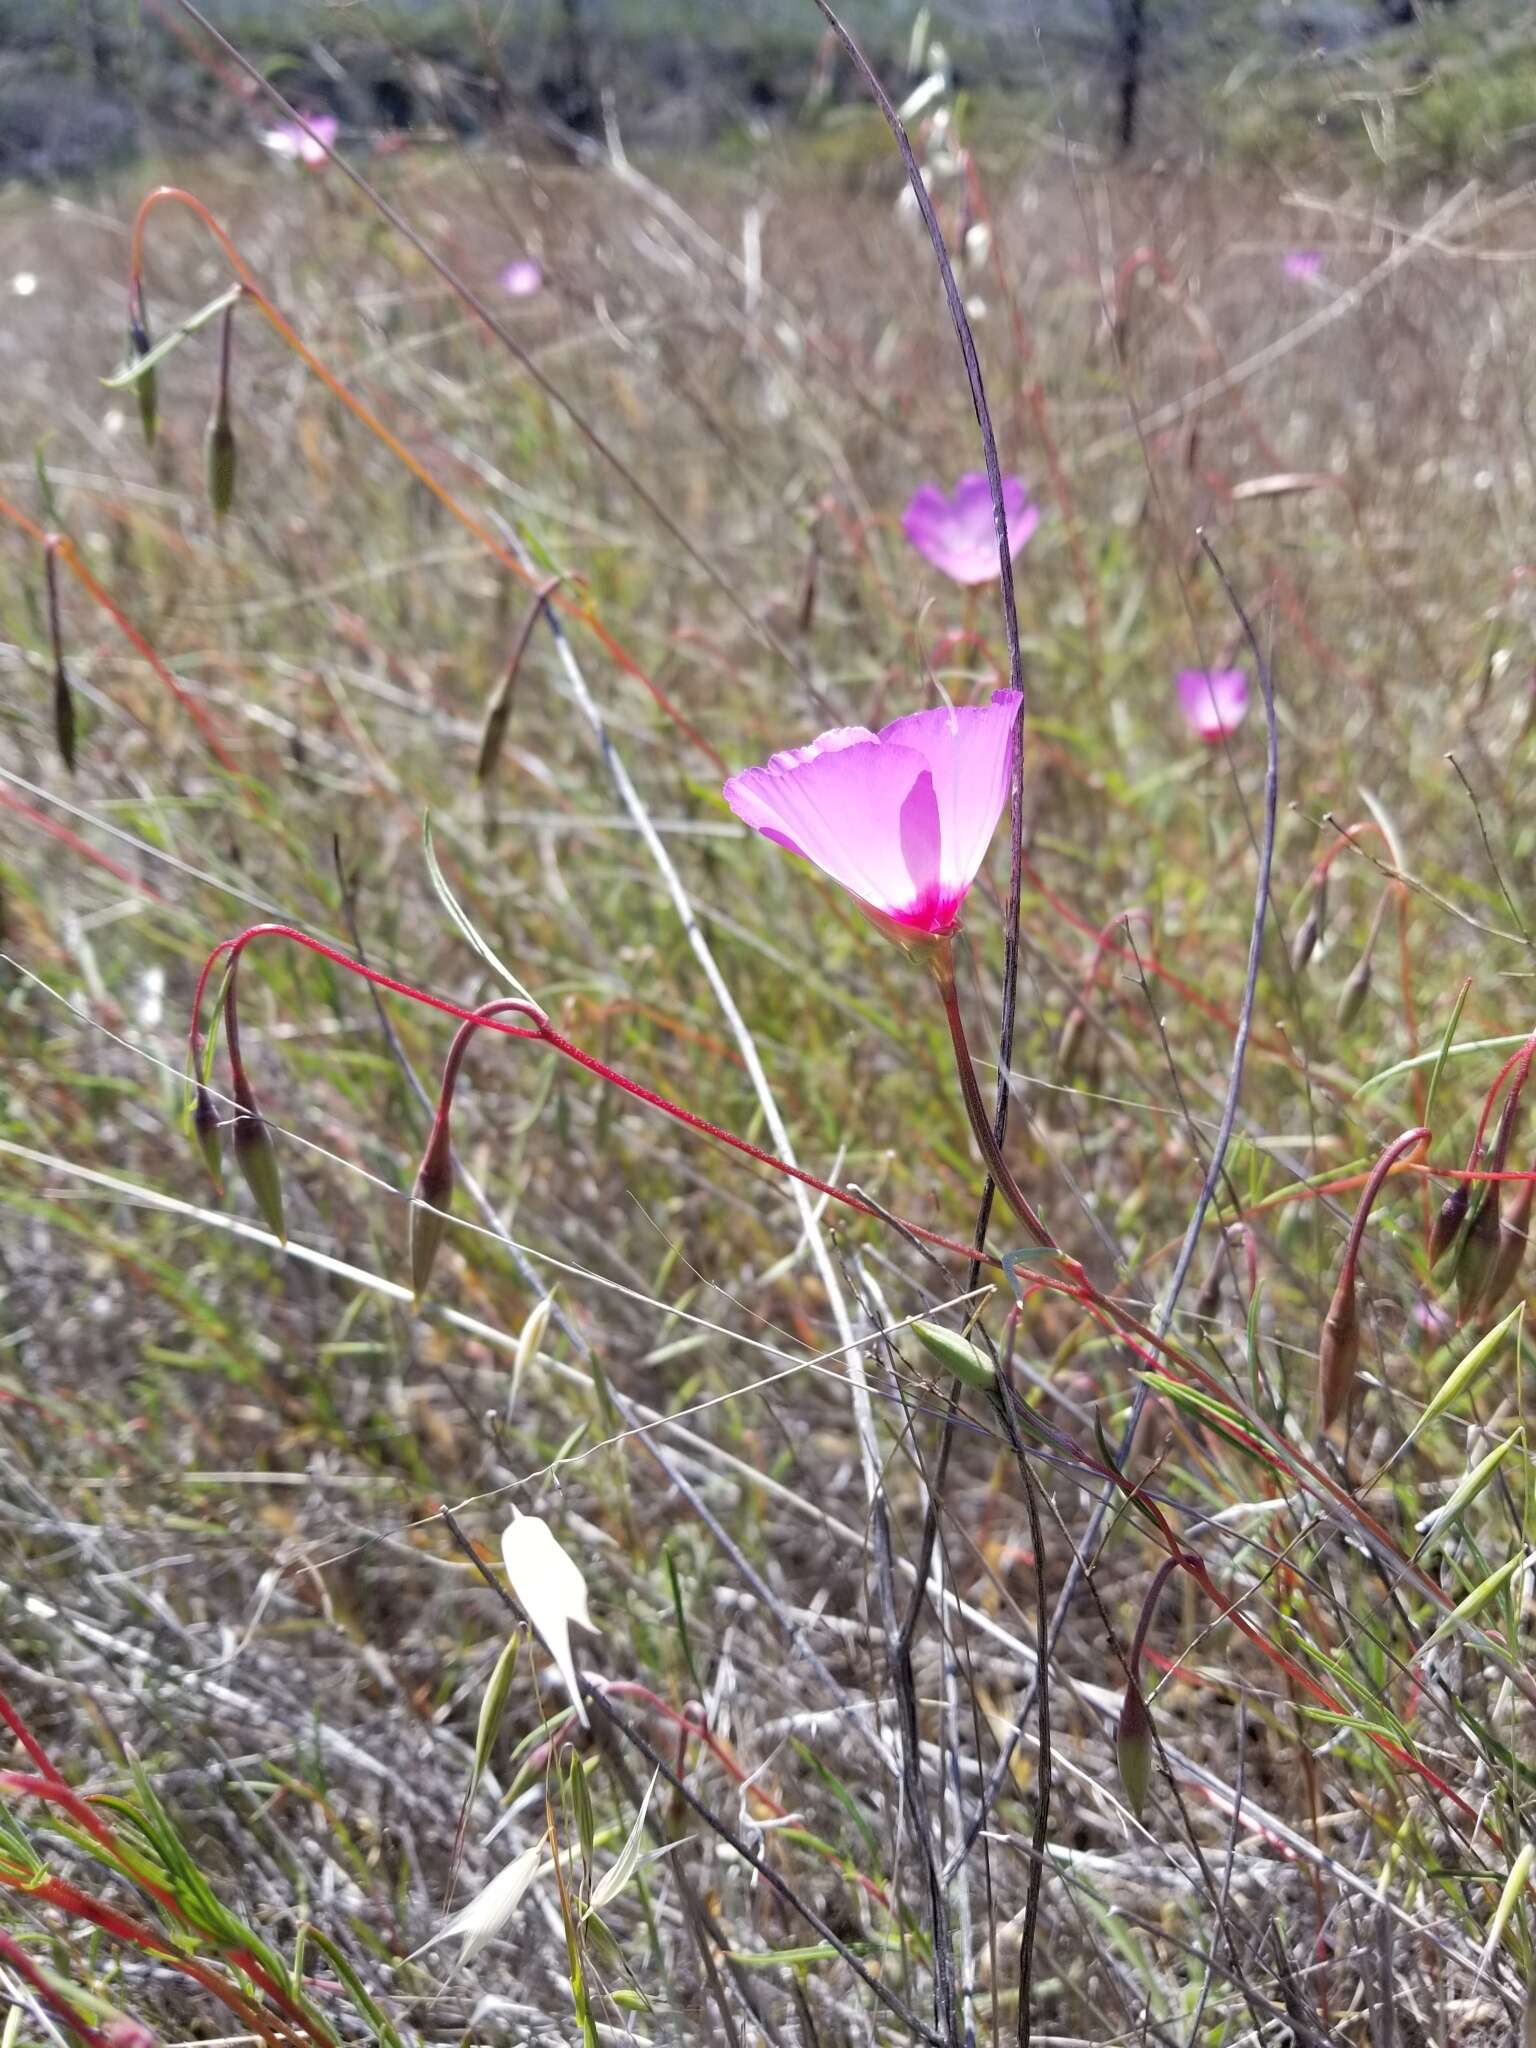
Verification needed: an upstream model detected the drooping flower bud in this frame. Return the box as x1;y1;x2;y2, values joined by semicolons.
409;1115;455;1300
1429;1183;1469;1273
232;1077;285;1243
44;547;74;773
192;1084;223;1191
1482;1173;1533;1318
1289;908;1320;974
1335;953;1372;1028
206;414;237;521
1116;1676;1153;1823
128;286;157;450
1318;1269;1361;1433
205;300;237;521
1456;1190;1500;1320
53;666;76;773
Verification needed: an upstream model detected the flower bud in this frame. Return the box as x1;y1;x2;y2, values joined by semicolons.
192;1084;223;1191
1456;1191;1500;1320
1335;954;1372;1029
1482;1176;1533;1317
409;1118;455;1300
205;412;237;522
1429;1183;1469;1272
1116;1677;1153;1822
1318;1270;1361;1432
129;302;157;450
1289;908;1320;974
232;1081;285;1243
911;1317;995;1390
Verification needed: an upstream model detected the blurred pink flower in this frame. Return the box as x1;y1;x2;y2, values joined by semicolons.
262;113;339;168
902;472;1039;586
1411;1295;1454;1343
1176;668;1249;743
1283;249;1323;282
723;690;1022;938
500;259;544;298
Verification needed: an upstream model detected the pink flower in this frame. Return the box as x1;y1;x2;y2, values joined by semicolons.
262;113;339;168
1176;668;1249;743
723;690;1022;939
902;472;1039;587
1283;249;1323;283
500;259;544;298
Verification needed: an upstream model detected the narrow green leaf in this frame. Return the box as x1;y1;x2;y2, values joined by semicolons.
101;284;243;388
421;813;536;1002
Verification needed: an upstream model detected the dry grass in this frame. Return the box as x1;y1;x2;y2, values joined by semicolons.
4;22;1536;2045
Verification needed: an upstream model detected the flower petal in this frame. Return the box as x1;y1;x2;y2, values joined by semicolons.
877;690;1021;900
1176;668;1249;742
724;740;946;927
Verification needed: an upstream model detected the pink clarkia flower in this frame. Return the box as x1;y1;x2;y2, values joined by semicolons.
1283;249;1323;283
500;259;544;298
902;472;1039;586
262;113;339;168
1176;668;1249;743
723;690;1022;940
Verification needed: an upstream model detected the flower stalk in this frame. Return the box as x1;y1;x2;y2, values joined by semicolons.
1319;1125;1430;1432
929;934;1056;1254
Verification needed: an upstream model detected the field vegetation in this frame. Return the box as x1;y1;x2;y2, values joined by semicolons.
5;2;1536;2044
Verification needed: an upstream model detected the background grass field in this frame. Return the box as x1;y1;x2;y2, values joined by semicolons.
5;3;1536;2044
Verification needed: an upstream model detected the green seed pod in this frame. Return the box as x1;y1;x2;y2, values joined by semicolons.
1335;954;1372;1029
232;1083;285;1242
409;1122;455;1299
1318;1272;1361;1433
205;412;237;521
911;1318;995;1390
566;1744;595;1871
473;1633;520;1786
192;1084;223;1191
1116;1677;1153;1823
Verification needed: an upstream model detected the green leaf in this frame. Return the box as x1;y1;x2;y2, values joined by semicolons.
421;813;537;1002
101;284;243;388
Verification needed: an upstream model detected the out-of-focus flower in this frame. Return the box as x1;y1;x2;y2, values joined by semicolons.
723;690;1021;941
1176;668;1249;743
12;272;37;298
261;113;339;168
500;258;544;299
902;471;1038;586
1283;248;1324;283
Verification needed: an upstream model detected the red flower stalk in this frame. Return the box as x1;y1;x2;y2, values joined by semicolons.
0;1927;116;2048
1320;1126;1430;1432
409;996;544;1298
187;923;1083;1279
